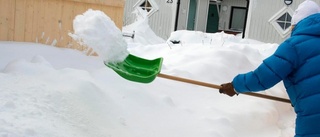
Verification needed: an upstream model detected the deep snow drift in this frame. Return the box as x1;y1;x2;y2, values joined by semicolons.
0;9;295;137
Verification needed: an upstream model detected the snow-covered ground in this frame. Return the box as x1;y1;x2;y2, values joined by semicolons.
0;9;295;137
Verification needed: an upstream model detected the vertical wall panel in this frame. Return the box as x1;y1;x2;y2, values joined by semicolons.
177;0;189;30
60;0;74;48
14;0;27;41
195;0;209;32
25;0;35;42
0;0;15;41
123;0;139;25
37;0;47;44
149;0;175;39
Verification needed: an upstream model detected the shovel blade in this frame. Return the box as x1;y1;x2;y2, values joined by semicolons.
105;54;163;83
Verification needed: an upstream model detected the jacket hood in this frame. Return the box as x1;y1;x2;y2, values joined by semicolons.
291;0;320;25
291;13;320;37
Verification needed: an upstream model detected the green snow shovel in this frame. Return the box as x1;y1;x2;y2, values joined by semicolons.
105;54;291;104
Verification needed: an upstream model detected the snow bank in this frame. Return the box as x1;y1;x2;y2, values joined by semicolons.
123;9;165;45
0;37;295;137
0;9;295;137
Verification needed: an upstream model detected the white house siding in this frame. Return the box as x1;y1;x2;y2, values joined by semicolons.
246;0;320;44
195;0;210;32
123;0;137;25
123;0;176;39
246;0;290;43
219;0;247;31
149;1;176;39
176;0;210;32
124;0;320;43
176;0;190;30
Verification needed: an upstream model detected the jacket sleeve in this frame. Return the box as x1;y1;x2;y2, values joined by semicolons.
232;41;297;93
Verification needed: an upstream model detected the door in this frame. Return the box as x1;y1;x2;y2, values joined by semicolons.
206;4;219;33
187;0;197;30
229;7;246;31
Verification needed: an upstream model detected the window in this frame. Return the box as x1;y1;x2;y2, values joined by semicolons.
229;7;247;31
269;7;294;38
134;0;159;17
140;1;152;12
276;12;292;30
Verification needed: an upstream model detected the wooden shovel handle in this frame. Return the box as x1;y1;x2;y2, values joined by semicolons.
157;73;291;104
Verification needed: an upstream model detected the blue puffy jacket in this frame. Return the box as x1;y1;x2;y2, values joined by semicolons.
232;13;320;137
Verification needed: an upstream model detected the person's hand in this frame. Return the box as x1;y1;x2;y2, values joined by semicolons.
219;83;238;97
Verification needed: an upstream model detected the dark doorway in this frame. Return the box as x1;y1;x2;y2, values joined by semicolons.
206;4;219;33
187;0;197;30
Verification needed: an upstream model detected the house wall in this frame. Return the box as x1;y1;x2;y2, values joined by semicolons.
177;0;210;33
219;0;247;31
0;0;124;53
195;0;210;32
125;0;320;44
246;0;291;43
123;0;176;39
246;0;320;44
124;0;214;39
176;0;190;30
149;1;176;39
123;0;137;25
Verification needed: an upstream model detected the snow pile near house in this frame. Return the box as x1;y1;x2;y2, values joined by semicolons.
123;9;165;45
69;9;129;63
0;9;295;137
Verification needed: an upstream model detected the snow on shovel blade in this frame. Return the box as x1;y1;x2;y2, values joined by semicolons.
105;54;163;83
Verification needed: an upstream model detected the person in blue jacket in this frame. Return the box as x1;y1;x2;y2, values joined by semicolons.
219;0;320;136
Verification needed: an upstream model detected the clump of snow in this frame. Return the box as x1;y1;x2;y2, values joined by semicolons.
69;9;129;63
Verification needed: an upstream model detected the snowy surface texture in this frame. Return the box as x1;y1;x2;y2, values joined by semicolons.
0;9;295;137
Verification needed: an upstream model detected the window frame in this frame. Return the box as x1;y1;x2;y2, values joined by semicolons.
134;0;159;17
229;6;247;32
276;12;292;30
140;1;152;12
269;7;294;38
